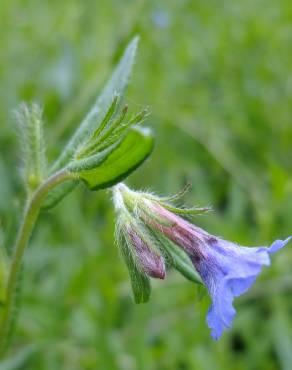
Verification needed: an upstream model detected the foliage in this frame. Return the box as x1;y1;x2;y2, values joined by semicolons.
0;0;291;369
0;31;154;359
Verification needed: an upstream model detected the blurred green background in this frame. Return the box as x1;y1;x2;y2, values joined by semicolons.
1;0;292;369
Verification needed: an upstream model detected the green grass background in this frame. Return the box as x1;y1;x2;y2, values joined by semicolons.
0;0;292;369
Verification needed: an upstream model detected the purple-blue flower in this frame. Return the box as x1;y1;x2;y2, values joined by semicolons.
145;202;291;339
113;183;291;339
192;237;290;339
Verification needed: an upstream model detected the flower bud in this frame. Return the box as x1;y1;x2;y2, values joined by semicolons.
113;187;166;303
126;226;165;279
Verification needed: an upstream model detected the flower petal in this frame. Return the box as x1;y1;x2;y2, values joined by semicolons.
268;237;291;254
196;237;291;339
207;279;236;340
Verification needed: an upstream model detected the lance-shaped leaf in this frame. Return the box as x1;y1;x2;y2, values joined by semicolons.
51;36;139;173
41;180;79;211
43;38;139;210
67;141;121;173
41;100;121;210
75;126;154;190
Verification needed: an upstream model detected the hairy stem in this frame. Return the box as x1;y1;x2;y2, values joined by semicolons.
0;169;74;357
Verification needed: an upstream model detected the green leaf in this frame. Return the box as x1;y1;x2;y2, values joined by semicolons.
76;99;126;159
91;94;119;141
51;36;139;172
91;107;149;155
42;125;153;210
68;142;120;173
76;95;120;159
77;126;154;190
41;180;79;211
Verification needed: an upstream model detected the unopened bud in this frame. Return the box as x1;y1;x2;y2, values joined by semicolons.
127;227;165;279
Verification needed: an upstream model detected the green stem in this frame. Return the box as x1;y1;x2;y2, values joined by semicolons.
0;169;74;357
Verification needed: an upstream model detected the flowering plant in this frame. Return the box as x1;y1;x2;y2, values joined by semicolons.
113;183;290;339
0;37;154;356
0;36;290;359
